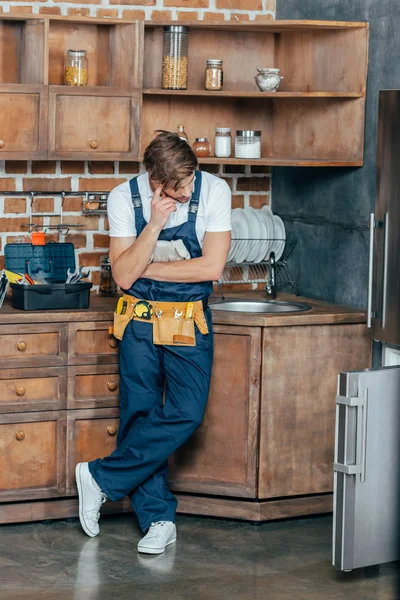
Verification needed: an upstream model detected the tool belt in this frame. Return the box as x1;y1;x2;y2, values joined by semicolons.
112;294;209;346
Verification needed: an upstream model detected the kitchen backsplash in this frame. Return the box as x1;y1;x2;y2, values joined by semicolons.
0;1;274;292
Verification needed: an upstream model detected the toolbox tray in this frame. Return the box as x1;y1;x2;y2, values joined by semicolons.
10;282;92;311
4;242;75;282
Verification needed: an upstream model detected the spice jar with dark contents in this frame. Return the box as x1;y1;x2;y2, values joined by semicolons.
64;49;88;86
162;26;189;90
99;255;117;296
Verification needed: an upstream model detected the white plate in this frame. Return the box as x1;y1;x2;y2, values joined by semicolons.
246;207;266;263
272;214;286;261
244;207;262;262
260;205;275;260
227;218;238;262
231;208;249;263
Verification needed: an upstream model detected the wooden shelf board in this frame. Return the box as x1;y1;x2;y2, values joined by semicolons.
144;20;369;32
197;157;364;167
143;89;364;98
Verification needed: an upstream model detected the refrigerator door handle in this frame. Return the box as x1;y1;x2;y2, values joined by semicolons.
367;212;375;328
382;211;389;329
334;390;368;481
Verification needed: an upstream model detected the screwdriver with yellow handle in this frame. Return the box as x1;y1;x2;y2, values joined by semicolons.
185;302;194;319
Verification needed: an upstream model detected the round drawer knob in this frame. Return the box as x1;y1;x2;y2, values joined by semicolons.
0;140;5;149
107;380;118;392
17;341;27;352
109;338;118;349
15;386;26;396
107;425;117;436
15;431;25;441
89;140;99;149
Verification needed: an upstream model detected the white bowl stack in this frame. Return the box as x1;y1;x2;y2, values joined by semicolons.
228;206;286;264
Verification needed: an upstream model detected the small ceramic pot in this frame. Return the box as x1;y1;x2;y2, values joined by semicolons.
255;68;283;92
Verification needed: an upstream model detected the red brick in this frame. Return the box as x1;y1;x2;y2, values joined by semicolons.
254;13;274;21
78;252;105;268
31;161;57;175
96;9;119;17
63;196;84;212
104;216;110;231
64;234;87;248
0;179;16;192
4;198;26;214
78;178;126;192
9;6;33;13
232;195;244;209
53;0;101;3
110;0;154;4
204;12;225;21
32;197;54;213
6;235;32;244
118;162;140;174
93;234;110;248
5;161;28;174
200;164;219;174
89;162;115;175
177;11;199;21
249;194;270;209
122;9;145;19
216;0;261;9
67;7;91;16
250;165;271;174
50;215;99;230
230;13;250;21
61;161;85;175
236;177;270;192
164;0;208;6
23;178;71;192
39;6;62;14
223;164;246;174
0;217;31;232
151;10;173;21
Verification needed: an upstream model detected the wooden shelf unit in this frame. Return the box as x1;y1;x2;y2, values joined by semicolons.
0;16;369;164
142;20;369;166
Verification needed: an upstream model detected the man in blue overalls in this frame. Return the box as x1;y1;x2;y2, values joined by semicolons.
75;131;231;554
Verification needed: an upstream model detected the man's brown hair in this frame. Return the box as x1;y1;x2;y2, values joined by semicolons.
143;130;198;191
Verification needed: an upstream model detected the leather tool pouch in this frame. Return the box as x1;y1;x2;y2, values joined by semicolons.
153;313;196;346
113;301;134;341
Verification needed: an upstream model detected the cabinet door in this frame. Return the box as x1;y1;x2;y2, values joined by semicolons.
0;85;47;159
168;325;261;498
67;364;120;409
0;411;66;502
68;321;118;366
49;86;140;160
259;323;371;499
66;408;119;494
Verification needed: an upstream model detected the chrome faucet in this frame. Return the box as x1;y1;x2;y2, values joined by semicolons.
264;251;276;299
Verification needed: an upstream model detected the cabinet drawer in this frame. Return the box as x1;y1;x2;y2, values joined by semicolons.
68;365;120;409
0;367;66;413
0;411;66;501
68;322;118;366
0;324;67;368
66;408;119;493
49;87;140;160
0;86;48;158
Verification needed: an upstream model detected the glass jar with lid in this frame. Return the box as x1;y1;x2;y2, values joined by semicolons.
64;49;88;86
192;138;211;158
162;26;189;90
99;255;117;296
235;130;262;159
214;127;232;158
205;59;223;91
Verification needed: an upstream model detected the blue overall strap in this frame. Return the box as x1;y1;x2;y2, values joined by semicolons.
188;171;202;222
129;176;146;236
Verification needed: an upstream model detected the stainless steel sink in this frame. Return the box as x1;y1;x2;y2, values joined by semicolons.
209;299;311;313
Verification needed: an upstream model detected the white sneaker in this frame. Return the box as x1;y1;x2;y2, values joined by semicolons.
75;462;107;538
137;521;177;555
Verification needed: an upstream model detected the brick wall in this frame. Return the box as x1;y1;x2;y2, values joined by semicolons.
0;0;275;290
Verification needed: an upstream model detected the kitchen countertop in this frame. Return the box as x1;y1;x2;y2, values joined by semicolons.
0;291;366;327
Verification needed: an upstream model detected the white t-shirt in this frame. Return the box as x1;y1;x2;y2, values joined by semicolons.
107;171;232;247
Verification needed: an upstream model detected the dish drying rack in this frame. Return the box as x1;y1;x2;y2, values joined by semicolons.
217;238;298;297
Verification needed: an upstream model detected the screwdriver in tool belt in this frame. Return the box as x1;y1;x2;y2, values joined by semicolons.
185;302;194;319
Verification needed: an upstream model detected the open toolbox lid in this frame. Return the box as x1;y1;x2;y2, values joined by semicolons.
4;242;76;283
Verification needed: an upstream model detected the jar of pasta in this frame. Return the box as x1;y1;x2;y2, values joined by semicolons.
64;49;88;86
162;26;189;90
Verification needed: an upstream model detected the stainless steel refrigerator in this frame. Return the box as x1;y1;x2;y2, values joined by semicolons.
333;90;400;571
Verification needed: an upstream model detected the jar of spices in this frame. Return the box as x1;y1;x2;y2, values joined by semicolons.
205;59;223;91
99;256;117;296
192;138;211;158
64;49;88;86
162;26;189;90
235;130;262;159
214;127;232;158
177;124;188;142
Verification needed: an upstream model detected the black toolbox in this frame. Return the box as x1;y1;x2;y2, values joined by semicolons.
4;242;92;311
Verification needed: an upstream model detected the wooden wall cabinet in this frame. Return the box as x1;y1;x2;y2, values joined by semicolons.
0;16;368;164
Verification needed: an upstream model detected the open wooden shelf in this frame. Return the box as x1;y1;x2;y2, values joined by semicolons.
143;89;365;98
196;157;363;167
